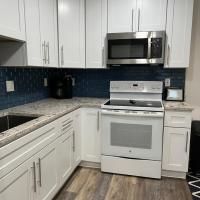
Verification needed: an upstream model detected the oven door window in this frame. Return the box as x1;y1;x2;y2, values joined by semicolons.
110;123;152;149
108;39;148;59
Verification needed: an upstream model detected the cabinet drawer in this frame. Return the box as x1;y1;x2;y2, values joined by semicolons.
58;113;74;135
164;111;192;128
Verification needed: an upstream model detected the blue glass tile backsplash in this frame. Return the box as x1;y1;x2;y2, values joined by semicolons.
0;65;185;110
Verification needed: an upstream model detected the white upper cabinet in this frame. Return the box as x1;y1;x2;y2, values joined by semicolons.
0;0;25;41
86;0;107;68
108;0;136;33
165;0;194;68
138;0;167;31
58;0;85;68
108;0;167;33
39;0;58;67
24;0;43;66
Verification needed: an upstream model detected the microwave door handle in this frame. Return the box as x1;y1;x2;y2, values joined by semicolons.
148;37;152;60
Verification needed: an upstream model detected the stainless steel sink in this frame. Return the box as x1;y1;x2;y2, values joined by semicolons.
0;115;38;133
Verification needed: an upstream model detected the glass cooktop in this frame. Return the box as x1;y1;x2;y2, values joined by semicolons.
104;99;162;108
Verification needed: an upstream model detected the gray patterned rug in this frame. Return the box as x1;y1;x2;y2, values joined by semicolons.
187;173;200;200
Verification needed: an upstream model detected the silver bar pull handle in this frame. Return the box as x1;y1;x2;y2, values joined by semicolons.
42;41;46;64
148;37;152;59
138;8;140;31
46;42;50;64
38;158;42;187
73;131;75;152
132;9;134;31
185;131;189;153
32;162;37;193
97;111;100;131
61;45;64;66
167;45;170;66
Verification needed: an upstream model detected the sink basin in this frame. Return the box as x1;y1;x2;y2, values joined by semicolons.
0;115;38;133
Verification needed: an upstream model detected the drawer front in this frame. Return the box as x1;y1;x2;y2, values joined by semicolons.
164;111;192;128
59;113;74;135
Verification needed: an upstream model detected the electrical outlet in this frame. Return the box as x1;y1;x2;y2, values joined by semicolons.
44;78;48;87
72;78;75;86
165;78;171;87
6;81;15;92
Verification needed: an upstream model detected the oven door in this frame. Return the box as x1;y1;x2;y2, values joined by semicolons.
101;109;164;161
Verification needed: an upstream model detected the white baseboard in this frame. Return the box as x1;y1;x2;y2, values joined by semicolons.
79;161;101;168
101;155;161;179
162;170;186;179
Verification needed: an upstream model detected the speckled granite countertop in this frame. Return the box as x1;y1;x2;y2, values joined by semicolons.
0;98;106;148
164;101;193;112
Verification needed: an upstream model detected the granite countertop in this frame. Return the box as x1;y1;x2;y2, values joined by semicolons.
0;98;194;148
0;98;107;148
163;101;193;112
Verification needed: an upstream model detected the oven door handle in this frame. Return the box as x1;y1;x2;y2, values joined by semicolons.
101;110;164;118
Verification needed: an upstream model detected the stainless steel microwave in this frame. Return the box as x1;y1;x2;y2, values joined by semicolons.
107;31;165;65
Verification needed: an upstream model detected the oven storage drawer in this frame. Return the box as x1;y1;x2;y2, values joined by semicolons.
164;111;192;128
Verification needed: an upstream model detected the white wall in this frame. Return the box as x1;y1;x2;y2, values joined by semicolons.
186;0;200;120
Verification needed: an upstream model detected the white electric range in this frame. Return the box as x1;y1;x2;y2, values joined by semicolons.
101;81;164;179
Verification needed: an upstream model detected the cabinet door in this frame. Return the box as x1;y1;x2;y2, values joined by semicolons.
73;110;82;167
57;132;73;186
37;141;58;200
0;0;25;41
162;127;191;172
108;0;137;33
81;108;101;163
58;0;85;68
138;0;167;31
165;0;194;68
0;159;32;200
24;0;43;66
39;0;58;67
86;0;107;68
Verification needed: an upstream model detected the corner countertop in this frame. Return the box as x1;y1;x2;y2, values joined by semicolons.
163;101;194;112
0;98;107;148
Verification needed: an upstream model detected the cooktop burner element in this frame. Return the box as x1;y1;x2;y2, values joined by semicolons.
104;99;162;108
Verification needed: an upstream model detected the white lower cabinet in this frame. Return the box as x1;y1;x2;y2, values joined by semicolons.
36;141;58;200
0;107;106;200
0;158;31;200
73;110;82;167
0;141;58;200
81;108;101;163
57;131;73;186
162;127;191;172
162;110;192;178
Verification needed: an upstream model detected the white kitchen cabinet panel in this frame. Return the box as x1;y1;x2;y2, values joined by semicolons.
138;0;167;31
39;0;58;67
57;130;73;186
73;110;82;167
86;0;107;68
165;0;194;68
108;0;137;33
81;108;101;163
0;159;31;200
0;0;25;41
24;0;43;66
58;0;85;68
162;127;191;172
37;141;58;200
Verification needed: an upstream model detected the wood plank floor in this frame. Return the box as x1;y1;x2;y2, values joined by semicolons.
54;167;192;200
